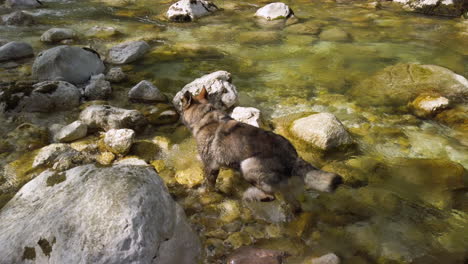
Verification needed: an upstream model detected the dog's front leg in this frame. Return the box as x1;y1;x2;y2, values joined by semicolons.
203;163;219;192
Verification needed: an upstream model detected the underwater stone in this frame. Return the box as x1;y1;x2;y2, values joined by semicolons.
409;94;450;118
226;246;288;264
255;2;294;21
0;41;33;62
128;80;166;102
40;28;76;43
291;113;353;150
104;128;135;155
1;11;35;26
319;27;351;42
106;67;127;83
54;121;88;143
167;0;218;22
4;0;41;8
32;46;105;85
84;74;112;100
106;41;150;64
0;164;201;264
79;105;147;131
85;25;119;38
173;70;238;111
175;166;204;188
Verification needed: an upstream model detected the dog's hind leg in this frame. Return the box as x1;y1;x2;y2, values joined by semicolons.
240;157;281;202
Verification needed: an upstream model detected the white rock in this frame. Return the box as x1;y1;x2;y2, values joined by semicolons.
32;45;105;85
84;73;112;100
0;41;33;62
106;67;127;83
16;81;81;112
128;80;166;102
106;41;150;64
32;143;79;168
255;2;294;21
291;113;352;150
0;164;201;264
231;107;262;127
54;121;88;143
167;0;218;22
310;253;340;264
104;128;135;155
40;28;76;43
4;0;41;9
173;70;238;111
410;94;450;117
79;105;147;131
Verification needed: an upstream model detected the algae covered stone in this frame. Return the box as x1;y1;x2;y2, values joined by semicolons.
291;113;353;150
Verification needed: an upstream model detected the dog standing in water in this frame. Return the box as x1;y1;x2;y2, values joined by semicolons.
179;87;342;206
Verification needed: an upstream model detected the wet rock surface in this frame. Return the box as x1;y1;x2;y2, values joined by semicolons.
167;0;218;22
32;46;105;84
1;11;35;26
4;0;42;9
54;121;88;143
227;246;288;264
103;128;135;155
128;80;166;102
40;28;76;43
84;73;112;100
0;164;201;264
79;105;147;131
106;41;150;64
255;2;294;21
0;41;33;62
16;81;81;112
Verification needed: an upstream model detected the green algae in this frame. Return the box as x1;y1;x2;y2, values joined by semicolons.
22;247;36;261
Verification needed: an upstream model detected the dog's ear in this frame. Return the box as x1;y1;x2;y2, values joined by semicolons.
181;91;193;109
195;86;209;103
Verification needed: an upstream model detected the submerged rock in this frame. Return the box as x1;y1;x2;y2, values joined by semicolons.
255;2;294;20
291;113;353;150
85;25;120;38
238;31;282;45
16;81;81;112
0;41;33;62
226;246;288;264
32;46;105;85
409;94;450;118
128;80;166;102
84;73;112;100
391;0;466;17
79;105;147;131
104;128;135;155
231;107;263;127
4;0;41;8
173;70;238;111
1;11;35;26
350;63;468;106
106;67;127;83
54;121;88;143
167;0;219;22
40;28;76;43
0;164;201;264
319;27;351;42
106;41;150;64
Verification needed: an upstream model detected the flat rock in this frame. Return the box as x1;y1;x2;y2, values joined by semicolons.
0;164;201;264
128;80;166;102
230;107;263;127
54;121;88;143
1;11;35;26
84;73;112;100
79;104;147;131
32;45;105;85
167;0;219;22
106;41;150;64
16;81;81;112
255;2;294;21
173;70;238;111
0;41;33;62
104;128;135;155
40;28;76;43
106;67;127;83
291;113;353;150
350;63;468;106
4;0;41;9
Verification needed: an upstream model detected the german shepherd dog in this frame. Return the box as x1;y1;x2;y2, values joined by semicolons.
179;88;342;207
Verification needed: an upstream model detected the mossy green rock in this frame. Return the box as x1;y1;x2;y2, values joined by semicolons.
349;63;468;107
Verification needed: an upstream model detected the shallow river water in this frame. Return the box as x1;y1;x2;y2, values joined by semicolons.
0;0;467;263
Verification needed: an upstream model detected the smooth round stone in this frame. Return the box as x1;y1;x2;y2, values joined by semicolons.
0;41;33;62
40;28;76;43
255;2;294;21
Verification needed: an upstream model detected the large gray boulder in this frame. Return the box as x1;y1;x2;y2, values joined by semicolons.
0;41;33;62
4;0;41;9
32;46;105;85
254;2;294;20
79;104;147;131
40;28;76;43
0;164;201;264
349;63;468;106
391;0;466;17
167;0;219;22
106;41;150;64
173;70;238;111
291;113;353;150
1;11;35;26
16;81;81;112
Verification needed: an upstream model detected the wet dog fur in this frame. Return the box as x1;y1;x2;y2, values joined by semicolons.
179;88;342;206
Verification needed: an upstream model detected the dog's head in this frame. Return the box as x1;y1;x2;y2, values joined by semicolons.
180;87;218;129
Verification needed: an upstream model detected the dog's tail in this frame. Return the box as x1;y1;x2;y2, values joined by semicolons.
292;158;343;192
